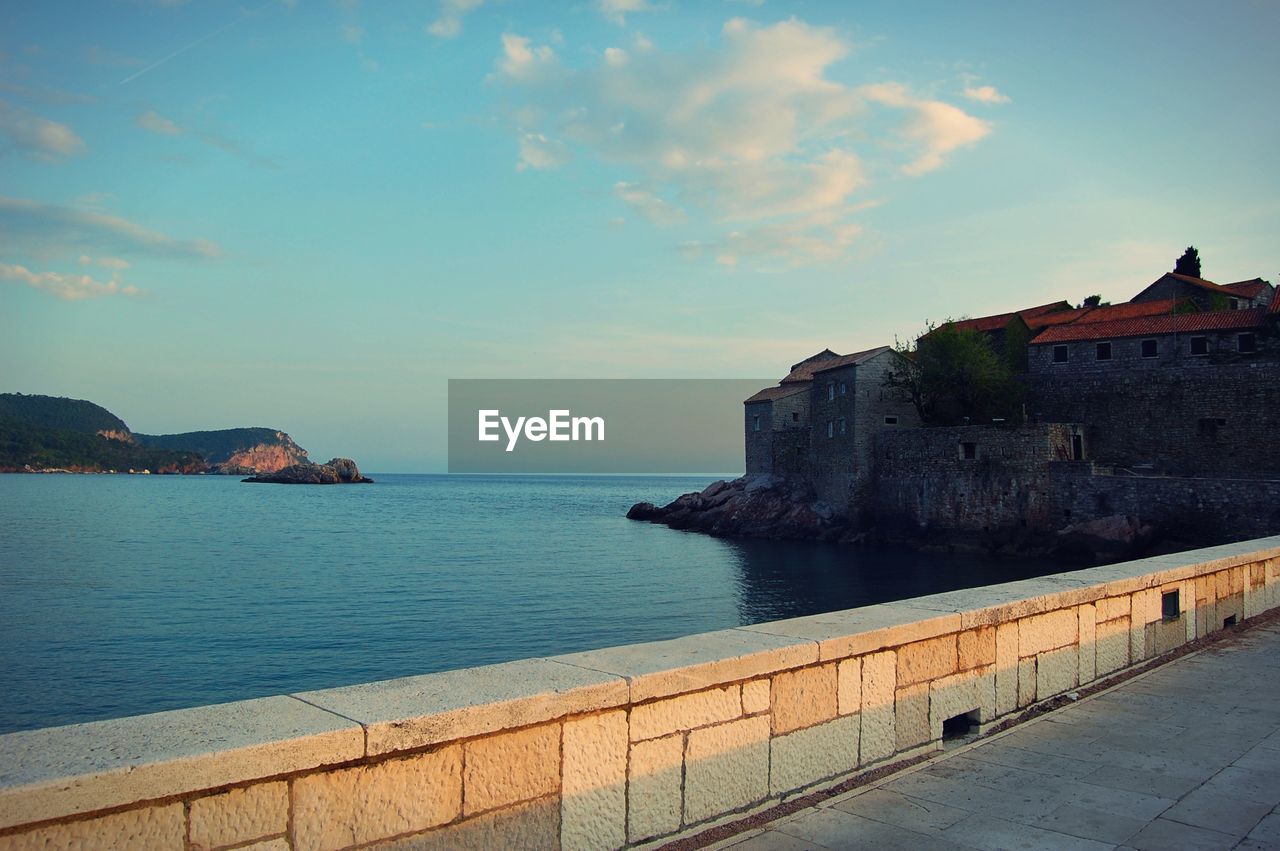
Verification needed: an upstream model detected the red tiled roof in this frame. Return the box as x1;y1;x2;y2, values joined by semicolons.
946;301;1073;334
1222;278;1270;299
1030;308;1267;344
810;345;893;375
744;384;809;404
1027;308;1092;329
780;350;841;383
1070;298;1191;324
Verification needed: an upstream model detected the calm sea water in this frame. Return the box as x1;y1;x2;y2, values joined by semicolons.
0;474;1076;734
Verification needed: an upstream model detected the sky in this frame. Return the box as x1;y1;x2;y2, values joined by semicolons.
1;0;1277;472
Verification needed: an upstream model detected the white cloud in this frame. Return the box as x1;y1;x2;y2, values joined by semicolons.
0;101;84;160
597;0;661;26
517;132;568;170
0;262;140;300
614;182;685;226
860;82;990;176
494;18;990;264
136;109;183;135
0;195;221;260
79;254;131;270
428;0;484;38
963;84;1010;104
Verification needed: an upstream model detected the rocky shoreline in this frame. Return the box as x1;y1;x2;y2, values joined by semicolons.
242;457;373;485
628;474;1168;564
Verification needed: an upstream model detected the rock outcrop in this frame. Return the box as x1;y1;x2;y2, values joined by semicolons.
1053;514;1157;562
139;428;309;474
242;457;373;485
627;475;855;541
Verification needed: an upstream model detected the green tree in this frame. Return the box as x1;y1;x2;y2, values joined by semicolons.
1080;294;1108;308
1175;246;1202;277
884;322;1025;426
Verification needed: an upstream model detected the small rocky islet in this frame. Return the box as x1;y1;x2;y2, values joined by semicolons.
242;458;373;484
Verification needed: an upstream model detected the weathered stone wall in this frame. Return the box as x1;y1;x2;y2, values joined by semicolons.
744;401;773;475
1027;328;1278;375
871;424;1082;533
6;538;1277;851
745;391;811;477
1025;361;1280;477
1051;465;1280;542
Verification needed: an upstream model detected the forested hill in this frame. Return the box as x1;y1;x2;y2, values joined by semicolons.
136;429;309;468
0;394;131;436
0;417;203;473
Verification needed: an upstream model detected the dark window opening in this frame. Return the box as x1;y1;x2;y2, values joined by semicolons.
884;416;898;425
1239;333;1257;353
1071;434;1083;460
961;442;977;460
839;382;847;395
1162;590;1180;621
942;710;980;741
1053;345;1068;363
1190;336;1209;356
1141;339;1158;358
752;415;760;432
839;417;847;435
1224;615;1238;628
1096;342;1112;361
791;411;800;422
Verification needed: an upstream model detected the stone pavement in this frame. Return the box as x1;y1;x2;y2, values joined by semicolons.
715;619;1280;850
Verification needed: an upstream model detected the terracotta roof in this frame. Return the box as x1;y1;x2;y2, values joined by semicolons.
1165;272;1235;296
1070;298;1192;324
810;346;893;375
945;301;1073;334
1030;308;1267;344
1027;308;1092;329
1222;278;1270;299
1272;288;1280;315
744;384;809;404
780;349;841;383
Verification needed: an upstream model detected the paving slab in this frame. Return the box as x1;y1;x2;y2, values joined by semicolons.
713;617;1280;851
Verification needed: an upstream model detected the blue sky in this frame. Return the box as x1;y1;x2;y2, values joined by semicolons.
2;0;1277;471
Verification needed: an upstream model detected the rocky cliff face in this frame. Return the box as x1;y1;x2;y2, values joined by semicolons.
218;435;309;474
137;428;309;474
95;429;134;443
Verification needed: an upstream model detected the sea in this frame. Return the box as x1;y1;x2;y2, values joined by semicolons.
0;473;1079;734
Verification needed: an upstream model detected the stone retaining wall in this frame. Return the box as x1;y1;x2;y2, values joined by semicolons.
3;537;1280;850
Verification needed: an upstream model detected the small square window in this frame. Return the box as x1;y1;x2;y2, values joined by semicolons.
791;411;800;422
961;442;977;460
1190;336;1209;356
1238;333;1257;353
1053;345;1068;363
1162;590;1180;621
1096;342;1112;361
1141;339;1158;358
884;416;898;425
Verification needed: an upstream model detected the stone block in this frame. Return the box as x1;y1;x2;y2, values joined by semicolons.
1182;580;1196;641
630;686;740;742
859;651;896;764
1036;647;1078;698
627;734;682;843
390;796;559;851
237;840;289;851
894;683;930;751
742;680;770;715
957;627;996;671
463;724;559;816
562;710;627;851
296;658;625;756
1017;656;1037;708
1078;603;1096;685
189;781;287;850
293;746;461;851
994;621;1018;716
553;628;816;704
738;603;960;661
1095;615;1130;676
0;696;363;831
1219;591;1244;627
929;668;995;739
1017;608;1078;657
0;804;184;851
769;714;859;796
896;635;958;687
1095;595;1130;623
771;665;837;735
683;715;770;824
837;658;861;716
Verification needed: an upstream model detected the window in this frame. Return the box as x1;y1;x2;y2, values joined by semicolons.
884;416;899;425
839;417;847;435
1162;590;1180;621
826;420;834;438
1141;338;1158;358
839;382;847;396
791;411;800;422
1096;342;1112;361
960;442;977;460
1239;333;1257;353
1190;336;1209;356
1053;345;1068;363
827;382;835;401
1231;298;1240;310
752;415;761;432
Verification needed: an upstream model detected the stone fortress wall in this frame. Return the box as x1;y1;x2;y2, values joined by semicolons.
3;536;1279;850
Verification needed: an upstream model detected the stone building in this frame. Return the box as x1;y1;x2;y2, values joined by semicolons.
1131;271;1274;311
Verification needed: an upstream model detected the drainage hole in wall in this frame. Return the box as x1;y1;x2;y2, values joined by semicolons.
943;710;980;744
1224;615;1238;628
